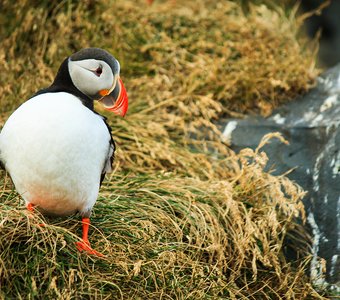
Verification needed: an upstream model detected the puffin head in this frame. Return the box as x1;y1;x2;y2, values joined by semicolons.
66;48;128;116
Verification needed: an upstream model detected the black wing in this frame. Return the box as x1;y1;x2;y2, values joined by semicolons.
99;116;116;186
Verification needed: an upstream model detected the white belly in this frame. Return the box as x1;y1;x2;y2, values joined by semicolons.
0;92;111;216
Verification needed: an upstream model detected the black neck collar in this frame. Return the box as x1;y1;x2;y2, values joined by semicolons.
33;58;94;111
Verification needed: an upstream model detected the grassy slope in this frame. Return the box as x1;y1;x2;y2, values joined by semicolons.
0;0;328;299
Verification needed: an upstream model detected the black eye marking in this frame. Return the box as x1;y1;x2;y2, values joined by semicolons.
94;66;103;77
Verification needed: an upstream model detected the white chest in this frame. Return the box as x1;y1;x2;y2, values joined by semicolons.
0;93;111;216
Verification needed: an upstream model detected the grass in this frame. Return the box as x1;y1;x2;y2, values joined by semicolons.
0;0;329;299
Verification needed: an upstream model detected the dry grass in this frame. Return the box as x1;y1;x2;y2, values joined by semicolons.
0;0;328;299
0;139;324;299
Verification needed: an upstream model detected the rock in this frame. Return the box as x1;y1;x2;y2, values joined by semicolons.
221;63;340;290
301;0;340;67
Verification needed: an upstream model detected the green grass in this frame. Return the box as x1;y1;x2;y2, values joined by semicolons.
0;0;329;299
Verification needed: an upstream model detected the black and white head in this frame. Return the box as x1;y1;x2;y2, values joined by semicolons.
51;48;128;116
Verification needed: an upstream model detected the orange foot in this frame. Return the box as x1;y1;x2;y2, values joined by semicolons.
76;217;104;257
26;203;45;226
27;202;35;212
76;240;104;257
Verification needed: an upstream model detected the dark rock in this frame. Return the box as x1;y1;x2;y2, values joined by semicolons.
221;63;340;290
301;0;340;67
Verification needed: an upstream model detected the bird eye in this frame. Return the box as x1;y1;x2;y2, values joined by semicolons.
95;67;103;76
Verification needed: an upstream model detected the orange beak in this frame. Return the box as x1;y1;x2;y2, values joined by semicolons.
99;78;128;117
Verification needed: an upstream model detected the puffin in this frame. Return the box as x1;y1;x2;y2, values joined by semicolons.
0;48;128;257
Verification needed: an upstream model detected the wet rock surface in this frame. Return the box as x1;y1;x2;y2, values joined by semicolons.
221;64;340;288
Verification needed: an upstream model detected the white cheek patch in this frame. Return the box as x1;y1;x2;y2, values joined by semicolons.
68;59;114;98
